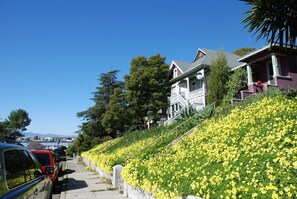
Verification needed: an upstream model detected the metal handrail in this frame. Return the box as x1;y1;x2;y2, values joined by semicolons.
123;103;215;161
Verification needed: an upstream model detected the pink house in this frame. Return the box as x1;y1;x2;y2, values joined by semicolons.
235;44;297;102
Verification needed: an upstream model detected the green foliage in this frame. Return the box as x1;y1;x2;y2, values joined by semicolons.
74;70;124;153
206;51;230;106
0;121;7;133
76;54;169;154
222;67;248;108
66;143;77;156
91;137;100;147
241;0;297;49
177;106;197;120
66;133;98;155
125;54;169;126
77;70;123;138
102;88;132;137
286;88;297;99
122;91;297;198
7;109;31;131
81;105;215;174
232;47;255;56
0;109;31;139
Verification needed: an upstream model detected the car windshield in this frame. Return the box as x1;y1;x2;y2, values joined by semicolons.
33;153;50;166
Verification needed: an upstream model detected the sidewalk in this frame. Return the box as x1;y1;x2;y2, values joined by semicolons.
60;158;126;199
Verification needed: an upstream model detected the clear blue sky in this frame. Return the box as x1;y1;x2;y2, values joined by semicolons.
0;0;265;136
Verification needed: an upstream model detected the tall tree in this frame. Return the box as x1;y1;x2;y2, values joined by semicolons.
102;88;131;137
92;70;124;103
241;0;297;48
125;54;169;126
207;51;230;106
77;70;123;138
1;109;31;139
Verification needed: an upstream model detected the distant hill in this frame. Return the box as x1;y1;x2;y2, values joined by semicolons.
22;132;76;138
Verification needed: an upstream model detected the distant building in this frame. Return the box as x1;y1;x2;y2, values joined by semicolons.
44;137;53;142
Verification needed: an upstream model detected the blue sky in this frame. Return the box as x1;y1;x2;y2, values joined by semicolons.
0;0;265;136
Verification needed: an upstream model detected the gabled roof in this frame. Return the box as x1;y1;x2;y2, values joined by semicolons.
169;61;192;72
191;48;241;70
167;48;242;85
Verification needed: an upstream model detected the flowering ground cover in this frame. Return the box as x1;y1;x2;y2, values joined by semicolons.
81;106;213;174
122;92;297;199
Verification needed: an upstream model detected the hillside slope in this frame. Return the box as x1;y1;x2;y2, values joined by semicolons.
122;92;297;199
81;105;213;174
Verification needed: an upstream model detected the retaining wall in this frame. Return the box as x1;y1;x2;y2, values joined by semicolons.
82;157;202;199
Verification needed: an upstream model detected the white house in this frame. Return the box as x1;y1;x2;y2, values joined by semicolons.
165;48;242;123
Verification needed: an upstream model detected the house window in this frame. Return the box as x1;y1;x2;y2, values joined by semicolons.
190;79;202;92
173;68;178;78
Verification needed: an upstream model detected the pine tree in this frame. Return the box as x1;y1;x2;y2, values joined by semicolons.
77;70;123;139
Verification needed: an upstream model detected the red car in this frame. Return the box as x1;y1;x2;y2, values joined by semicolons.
31;150;60;183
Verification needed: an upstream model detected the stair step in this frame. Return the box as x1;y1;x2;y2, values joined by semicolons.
231;98;243;106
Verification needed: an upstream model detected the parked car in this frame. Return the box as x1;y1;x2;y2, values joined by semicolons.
0;137;24;146
54;152;63;173
0;142;53;199
31;150;60;184
53;146;67;161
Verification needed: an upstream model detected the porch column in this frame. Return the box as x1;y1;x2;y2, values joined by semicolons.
202;69;206;107
186;77;190;99
246;64;253;85
271;54;280;77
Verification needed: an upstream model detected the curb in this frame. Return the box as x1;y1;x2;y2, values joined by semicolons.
59;160;69;199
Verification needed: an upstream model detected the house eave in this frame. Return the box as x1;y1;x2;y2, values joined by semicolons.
238;43;297;62
165;64;208;86
238;44;273;62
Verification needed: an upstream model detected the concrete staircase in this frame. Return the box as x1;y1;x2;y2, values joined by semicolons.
231;90;256;106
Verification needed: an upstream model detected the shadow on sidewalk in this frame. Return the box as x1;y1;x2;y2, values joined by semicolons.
65;178;88;191
61;169;75;176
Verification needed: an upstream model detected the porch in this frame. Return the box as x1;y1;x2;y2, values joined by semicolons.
230;45;297;106
167;88;206;121
237;45;297;101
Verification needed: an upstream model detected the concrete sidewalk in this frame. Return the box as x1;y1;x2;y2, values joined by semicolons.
60;158;126;199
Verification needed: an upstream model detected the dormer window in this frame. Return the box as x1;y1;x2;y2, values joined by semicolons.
173;68;178;78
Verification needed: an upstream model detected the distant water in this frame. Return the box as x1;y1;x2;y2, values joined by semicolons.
21;142;71;148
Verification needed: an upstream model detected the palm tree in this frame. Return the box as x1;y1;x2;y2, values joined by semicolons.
241;0;297;48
